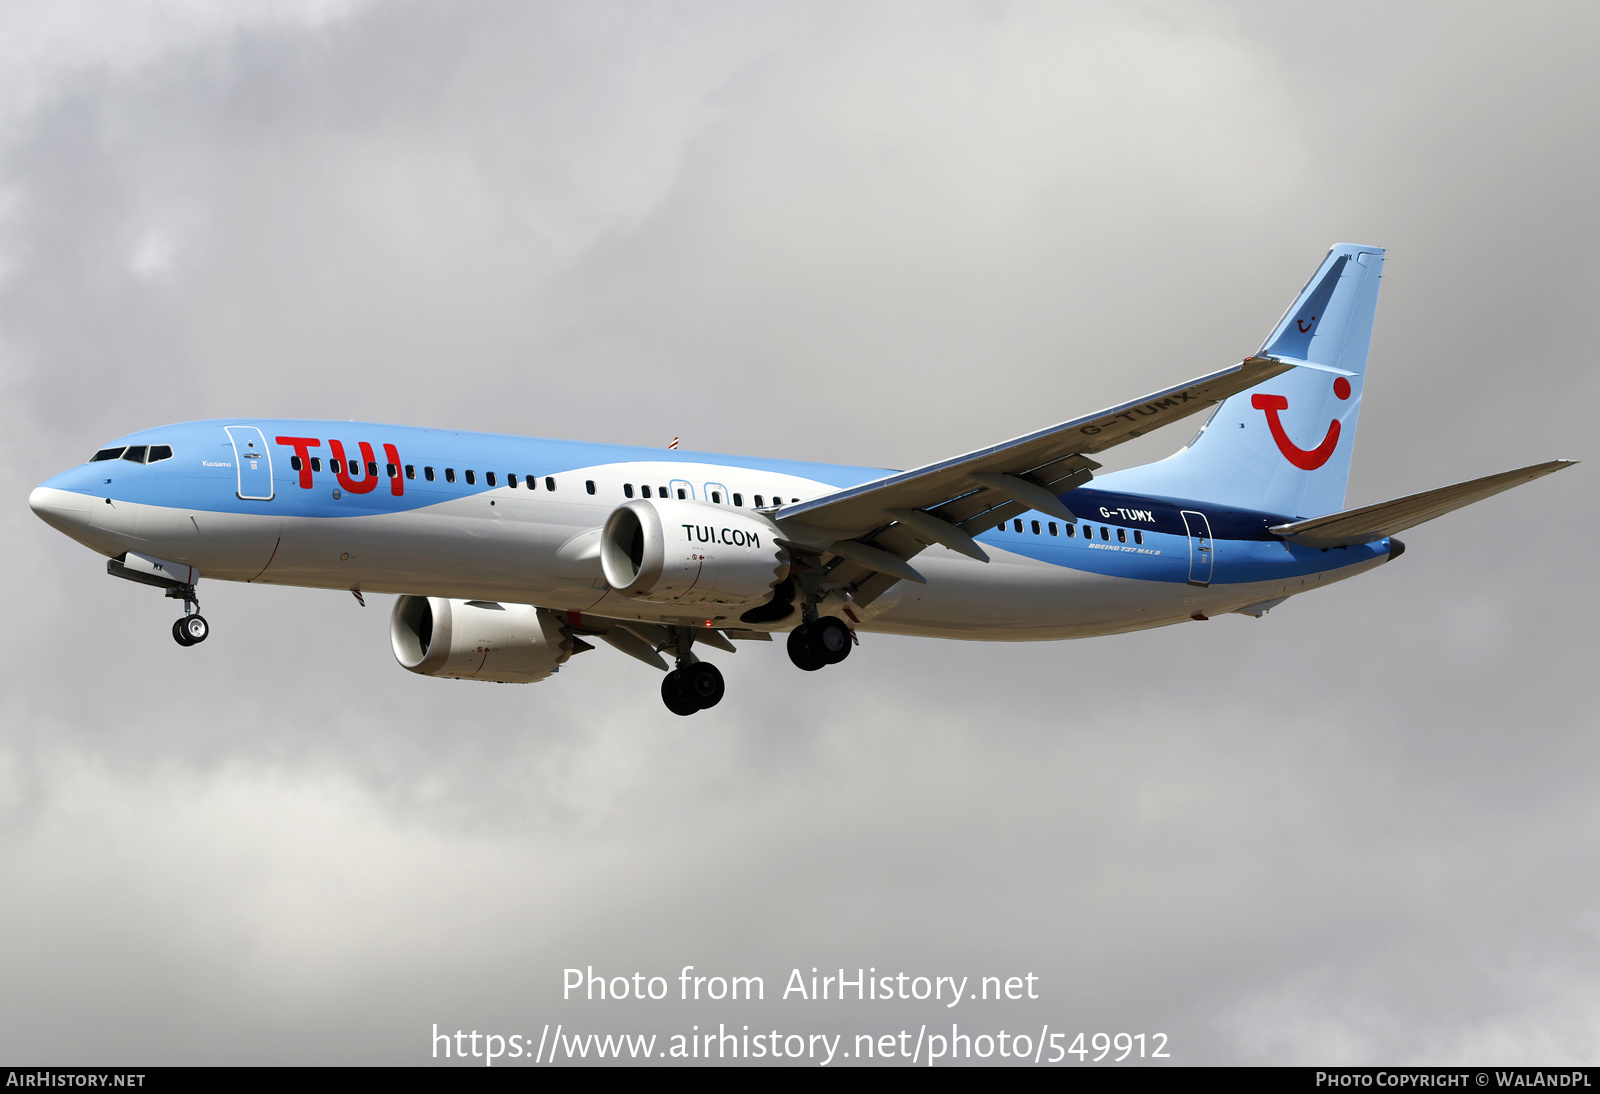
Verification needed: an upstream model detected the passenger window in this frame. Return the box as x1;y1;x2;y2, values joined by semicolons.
1066;524;1076;537
1134;530;1144;545
1013;519;1023;533
485;471;496;486
658;486;666;497
312;457;323;473
405;465;415;480
331;459;343;474
676;488;686;499
123;445;148;463
624;483;634;498
545;477;556;491
586;480;596;495
1048;522;1058;536
387;463;398;479
1031;520;1041;535
997;524;1006;533
290;456;302;471
641;485;652;498
711;490;722;503
1100;526;1109;540
148;445;173;463
508;474;518;488
753;495;764;507
90;447;125;462
465;470;476;485
733;493;743;506
1117;528;1126;542
367;461;378;477
445;468;456;483
424;466;435;481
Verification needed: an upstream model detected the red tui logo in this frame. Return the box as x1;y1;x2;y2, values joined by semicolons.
276;435;403;495
1251;377;1352;470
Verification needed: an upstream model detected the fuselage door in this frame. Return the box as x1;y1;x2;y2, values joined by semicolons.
225;426;275;501
1181;509;1213;587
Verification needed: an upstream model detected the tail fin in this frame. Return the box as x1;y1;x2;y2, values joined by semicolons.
1104;243;1385;518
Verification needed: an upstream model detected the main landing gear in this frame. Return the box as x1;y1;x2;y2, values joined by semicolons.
168;585;209;647
658;625;726;716
661;661;725;716
649;609;854;715
787;616;852;672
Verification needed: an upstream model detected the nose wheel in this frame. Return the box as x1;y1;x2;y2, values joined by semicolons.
661;661;724;716
172;613;210;646
166;584;208;646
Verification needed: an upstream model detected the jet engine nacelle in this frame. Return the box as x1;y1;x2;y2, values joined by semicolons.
390;596;577;683
601;499;790;607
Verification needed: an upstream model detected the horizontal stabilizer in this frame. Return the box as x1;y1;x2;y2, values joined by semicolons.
1270;460;1576;548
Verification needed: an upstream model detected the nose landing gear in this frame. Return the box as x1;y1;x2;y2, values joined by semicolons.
104;556;210;648
172;612;209;646
167;585;208;647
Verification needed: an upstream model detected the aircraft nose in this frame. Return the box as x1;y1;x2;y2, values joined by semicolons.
29;484;94;535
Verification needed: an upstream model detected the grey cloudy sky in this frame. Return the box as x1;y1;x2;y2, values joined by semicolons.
1;0;1596;1066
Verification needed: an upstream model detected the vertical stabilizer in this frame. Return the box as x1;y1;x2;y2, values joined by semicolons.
1101;243;1384;518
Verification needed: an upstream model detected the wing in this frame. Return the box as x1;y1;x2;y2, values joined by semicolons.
1269;460;1576;548
773;356;1295;604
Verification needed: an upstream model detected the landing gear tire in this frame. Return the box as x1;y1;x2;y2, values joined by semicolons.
661;671;698;715
787;625;827;671
681;662;725;709
813;617;852;665
661;663;724;715
787;623;825;665
172;614;209;646
788;618;852;671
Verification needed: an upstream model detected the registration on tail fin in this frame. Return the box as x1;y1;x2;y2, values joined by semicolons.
1104;243;1385;518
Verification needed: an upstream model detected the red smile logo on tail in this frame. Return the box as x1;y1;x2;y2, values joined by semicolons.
1252;376;1352;470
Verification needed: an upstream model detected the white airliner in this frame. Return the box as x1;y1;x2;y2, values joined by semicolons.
29;244;1573;714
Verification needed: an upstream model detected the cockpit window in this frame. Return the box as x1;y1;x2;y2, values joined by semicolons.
93;444;173;465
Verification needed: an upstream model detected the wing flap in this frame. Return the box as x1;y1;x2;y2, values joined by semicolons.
1271;460;1576;548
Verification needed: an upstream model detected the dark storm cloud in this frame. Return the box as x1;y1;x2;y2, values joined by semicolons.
1;0;1595;1065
